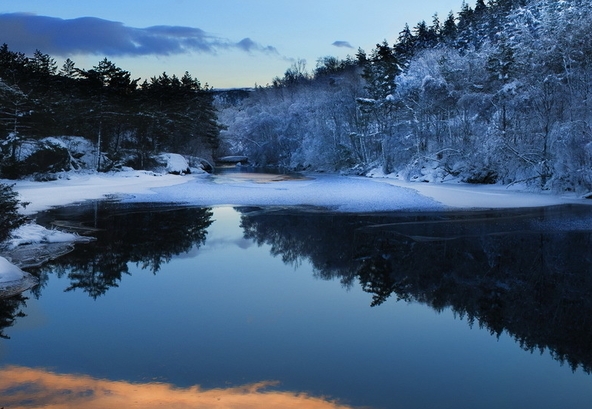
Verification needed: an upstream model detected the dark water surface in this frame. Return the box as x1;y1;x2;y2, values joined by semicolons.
1;202;592;408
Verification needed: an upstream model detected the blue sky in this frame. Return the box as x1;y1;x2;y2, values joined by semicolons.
1;0;463;88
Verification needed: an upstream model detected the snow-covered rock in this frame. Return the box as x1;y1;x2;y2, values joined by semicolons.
0;256;27;282
0;256;38;298
5;223;94;249
158;153;191;175
7;136;97;178
2;223;95;269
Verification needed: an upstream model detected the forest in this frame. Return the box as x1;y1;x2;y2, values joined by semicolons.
0;46;220;177
218;0;592;193
1;0;592;193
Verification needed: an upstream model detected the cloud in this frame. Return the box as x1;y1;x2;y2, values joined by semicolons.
331;41;354;49
236;37;278;54
0;366;356;409
0;13;279;57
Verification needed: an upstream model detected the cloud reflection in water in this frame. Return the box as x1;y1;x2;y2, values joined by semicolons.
0;366;357;409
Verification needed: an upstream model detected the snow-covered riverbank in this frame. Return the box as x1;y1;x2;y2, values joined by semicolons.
8;169;588;215
1;169;590;290
11;170;194;215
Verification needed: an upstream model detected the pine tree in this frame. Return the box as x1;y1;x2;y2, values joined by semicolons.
362;41;400;101
59;58;76;78
413;21;431;49
394;24;415;64
441;11;458;43
0;183;27;241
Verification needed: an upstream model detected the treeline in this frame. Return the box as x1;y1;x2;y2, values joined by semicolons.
0;45;220;176
218;0;592;192
239;207;592;373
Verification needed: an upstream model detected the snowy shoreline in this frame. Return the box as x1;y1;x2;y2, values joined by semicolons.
5;168;591;215
1;169;590;290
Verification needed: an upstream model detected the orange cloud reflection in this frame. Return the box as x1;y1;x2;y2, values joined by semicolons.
0;366;359;409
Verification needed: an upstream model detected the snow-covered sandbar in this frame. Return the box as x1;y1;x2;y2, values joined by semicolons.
11;170;192;215
6;169;590;215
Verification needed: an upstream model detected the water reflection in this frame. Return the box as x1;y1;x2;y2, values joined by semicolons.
31;203;213;298
0;366;355;409
239;205;592;373
0;295;27;339
3;202;592;379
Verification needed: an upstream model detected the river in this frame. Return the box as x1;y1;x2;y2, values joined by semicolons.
1;182;591;408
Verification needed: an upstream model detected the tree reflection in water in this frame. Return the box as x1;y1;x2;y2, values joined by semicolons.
0;294;28;339
30;202;214;299
1;203;591;376
239;205;592;373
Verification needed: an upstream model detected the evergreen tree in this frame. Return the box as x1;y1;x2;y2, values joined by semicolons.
413;20;431;49
0;183;27;242
441;11;458;43
59;58;76;78
456;1;475;48
394;24;416;64
429;14;442;45
475;0;488;15
361;41;400;101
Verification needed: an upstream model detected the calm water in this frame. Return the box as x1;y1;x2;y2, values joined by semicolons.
1;199;592;408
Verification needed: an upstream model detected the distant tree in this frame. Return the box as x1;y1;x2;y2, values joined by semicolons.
272;59;309;88
59;58;76;78
413;21;431;49
355;47;367;65
72;59;140;169
394;24;416;64
29;50;57;78
0;44;34;162
358;41;402;170
314;56;343;78
137;71;220;164
474;0;488;15
361;41;400;101
456;1;475;48
441;11;458;43
0;44;27;83
429;14;442;45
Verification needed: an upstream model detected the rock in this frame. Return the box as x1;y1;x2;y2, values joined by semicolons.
19;138;72;175
156;153;191;175
0;256;38;298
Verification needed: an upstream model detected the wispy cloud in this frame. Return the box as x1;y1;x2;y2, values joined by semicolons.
0;13;279;57
332;41;354;49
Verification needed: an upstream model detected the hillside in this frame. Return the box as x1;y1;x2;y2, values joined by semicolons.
217;0;592;193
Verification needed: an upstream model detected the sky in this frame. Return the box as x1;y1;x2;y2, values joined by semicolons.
0;0;463;89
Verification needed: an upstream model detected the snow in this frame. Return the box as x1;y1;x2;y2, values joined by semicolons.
0;256;37;297
5;223;94;249
365;167;585;208
124;173;446;212
159;153;190;174
5;168;590;216
373;179;583;209
2;168;590;288
0;256;27;282
0;223;93;287
11;170;194;215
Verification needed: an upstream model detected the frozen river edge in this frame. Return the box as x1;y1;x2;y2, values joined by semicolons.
9;170;589;215
1;170;590;287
